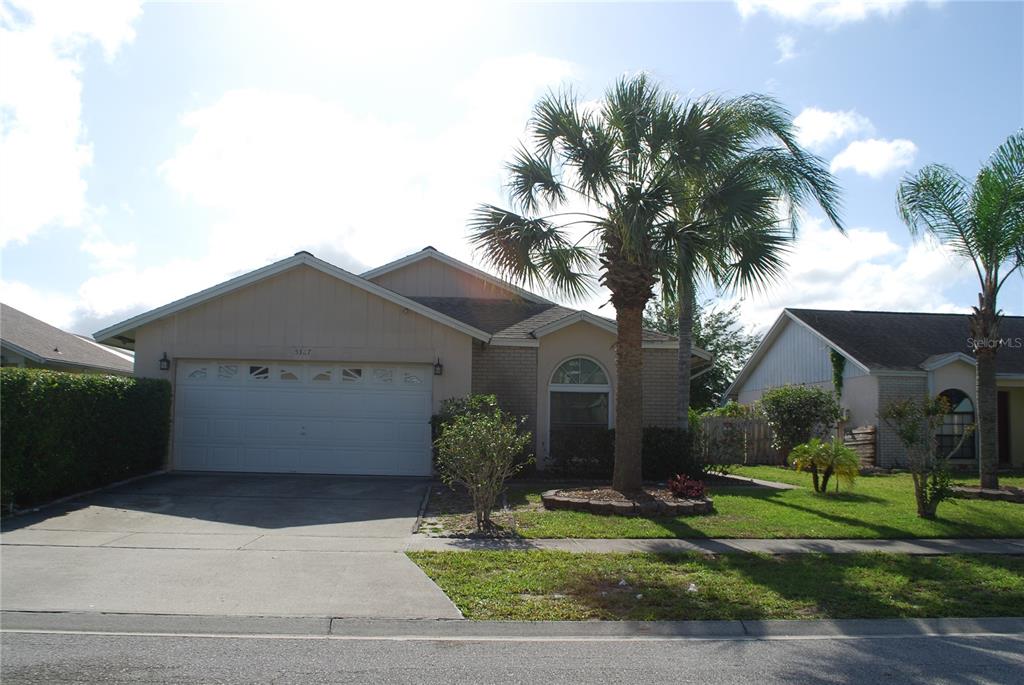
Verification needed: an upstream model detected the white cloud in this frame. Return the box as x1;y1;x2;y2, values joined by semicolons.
0;0;141;247
830;138;917;178
793;107;875;151
159;53;575;273
776;34;798;63
736;1;912;26
0;278;79;330
723;217;969;332
23;52;577;332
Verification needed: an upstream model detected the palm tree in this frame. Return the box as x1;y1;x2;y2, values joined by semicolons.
896;131;1024;489
469;74;681;492
663;96;844;434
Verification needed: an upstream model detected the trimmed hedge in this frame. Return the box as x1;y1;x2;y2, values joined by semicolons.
1;368;171;511
548;424;706;481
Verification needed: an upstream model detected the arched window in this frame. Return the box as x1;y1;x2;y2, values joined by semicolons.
937;388;975;460
549;357;611;431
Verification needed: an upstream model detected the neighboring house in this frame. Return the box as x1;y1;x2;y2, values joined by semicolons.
94;247;710;476
1;303;134;376
725;308;1024;468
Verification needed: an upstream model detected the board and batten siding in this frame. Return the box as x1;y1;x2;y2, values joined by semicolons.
133;264;473;413
368;257;517;299
737;319;865;401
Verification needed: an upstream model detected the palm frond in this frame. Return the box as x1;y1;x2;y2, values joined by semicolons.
506;145;565;213
971;130;1024;276
896;164;979;265
718;223;792;295
467;204;596;301
530;89;585;161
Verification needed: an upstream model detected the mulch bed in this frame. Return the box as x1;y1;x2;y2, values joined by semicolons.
542;486;713;517
952;485;1024;504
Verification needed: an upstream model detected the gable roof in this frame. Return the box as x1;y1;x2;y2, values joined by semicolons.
1;304;134;374
91;248;708;357
408;296;706;353
786;308;1024;375
94;252;493;347
726;308;1024;401
362;246;554;305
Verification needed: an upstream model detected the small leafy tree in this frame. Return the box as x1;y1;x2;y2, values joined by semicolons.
759;385;842;458
788;438;860;493
434;398;532;531
880;395;975;519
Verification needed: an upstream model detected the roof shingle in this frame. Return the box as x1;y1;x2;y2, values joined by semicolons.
787;309;1024;374
1;304;134;374
409;297;676;343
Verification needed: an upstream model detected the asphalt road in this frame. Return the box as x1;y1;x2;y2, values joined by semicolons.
3;630;1023;684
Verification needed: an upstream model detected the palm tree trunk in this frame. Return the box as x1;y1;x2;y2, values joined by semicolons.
676;269;694;433
612;303;644;492
971;294;1000;490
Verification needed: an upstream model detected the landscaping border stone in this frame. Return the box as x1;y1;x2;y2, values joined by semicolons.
540;490;713;517
952;486;1024;504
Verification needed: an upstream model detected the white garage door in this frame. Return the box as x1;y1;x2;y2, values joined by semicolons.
173;360;433;476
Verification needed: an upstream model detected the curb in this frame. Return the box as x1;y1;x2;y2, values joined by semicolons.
3;611;1022;641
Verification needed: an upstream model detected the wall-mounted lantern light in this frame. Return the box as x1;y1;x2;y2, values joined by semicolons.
159;353;171;371
433;358;443;376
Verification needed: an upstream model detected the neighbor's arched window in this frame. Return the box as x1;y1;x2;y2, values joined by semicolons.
549;357;611;431
937;388;975;460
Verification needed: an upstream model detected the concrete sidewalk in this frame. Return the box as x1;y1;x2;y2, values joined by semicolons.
5;530;1023;554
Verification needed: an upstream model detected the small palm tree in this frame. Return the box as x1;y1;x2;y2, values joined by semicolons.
664;96;844;432
896;131;1024;489
469;75;681;492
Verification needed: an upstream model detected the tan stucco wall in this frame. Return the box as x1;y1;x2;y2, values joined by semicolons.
535;321;618;465
931;360;977;406
369;256;518;299
134;264;473;412
841;374;878;428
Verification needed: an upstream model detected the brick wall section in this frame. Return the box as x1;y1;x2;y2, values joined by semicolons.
876;375;929;468
471;343;539;443
642;348;678;428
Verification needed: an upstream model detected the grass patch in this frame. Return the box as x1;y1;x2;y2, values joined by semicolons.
424;467;1024;539
409;551;1024;621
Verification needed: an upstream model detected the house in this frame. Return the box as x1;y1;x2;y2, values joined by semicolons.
725;308;1024;468
1;303;134;376
94;247;710;476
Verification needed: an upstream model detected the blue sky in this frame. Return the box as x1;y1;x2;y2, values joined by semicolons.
1;0;1021;335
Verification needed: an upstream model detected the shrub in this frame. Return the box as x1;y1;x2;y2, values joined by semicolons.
880;395;972;519
759;385;841;460
434;398;533;531
1;368;171;511
668;474;706;499
549;426;615;478
548;421;707;481
787;438;860;493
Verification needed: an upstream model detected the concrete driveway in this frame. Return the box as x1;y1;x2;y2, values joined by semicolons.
0;473;461;619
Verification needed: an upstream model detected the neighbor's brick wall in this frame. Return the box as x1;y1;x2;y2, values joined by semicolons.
471;343;539;444
642;348;678;428
876;375;929;468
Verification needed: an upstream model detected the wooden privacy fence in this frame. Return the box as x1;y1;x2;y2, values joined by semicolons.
699;416;782;466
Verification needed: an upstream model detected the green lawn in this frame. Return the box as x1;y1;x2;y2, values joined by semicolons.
427;467;1024;539
409;551;1024;620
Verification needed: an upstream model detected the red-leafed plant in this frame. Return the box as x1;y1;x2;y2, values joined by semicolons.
668;474;706;499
